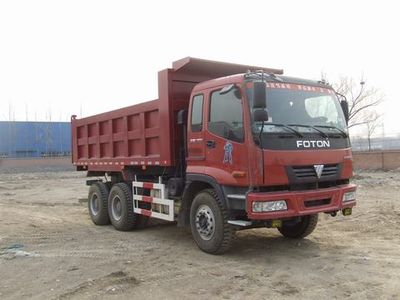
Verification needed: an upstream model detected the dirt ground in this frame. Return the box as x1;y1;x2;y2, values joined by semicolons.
0;168;400;299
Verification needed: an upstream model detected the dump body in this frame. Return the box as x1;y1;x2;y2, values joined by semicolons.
71;57;283;172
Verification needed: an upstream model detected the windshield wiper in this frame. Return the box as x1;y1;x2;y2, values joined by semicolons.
313;125;348;138
262;123;304;137
287;124;328;138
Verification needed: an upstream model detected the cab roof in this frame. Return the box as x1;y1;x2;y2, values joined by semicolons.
171;57;283;79
168;57;331;93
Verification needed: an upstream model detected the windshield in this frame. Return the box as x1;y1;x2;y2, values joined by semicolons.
247;82;348;136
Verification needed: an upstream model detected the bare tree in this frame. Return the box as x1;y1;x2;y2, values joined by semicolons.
47;105;52;122
8;102;15;121
25;102;29;121
364;112;382;151
333;76;384;129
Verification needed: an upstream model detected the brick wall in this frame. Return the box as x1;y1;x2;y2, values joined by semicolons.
353;151;400;170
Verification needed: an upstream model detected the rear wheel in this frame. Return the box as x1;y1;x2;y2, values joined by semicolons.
190;189;234;254
278;214;318;238
108;183;138;231
88;182;110;225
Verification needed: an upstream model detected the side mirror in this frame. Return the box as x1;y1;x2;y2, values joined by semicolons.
340;100;349;124
177;109;187;125
253;82;266;109
220;84;235;95
220;84;241;99
253;109;269;122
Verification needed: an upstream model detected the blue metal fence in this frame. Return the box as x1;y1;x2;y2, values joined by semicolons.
0;121;71;158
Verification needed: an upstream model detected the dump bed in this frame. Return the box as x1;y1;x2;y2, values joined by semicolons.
71;57;283;172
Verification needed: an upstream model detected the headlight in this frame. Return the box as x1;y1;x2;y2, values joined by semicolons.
252;200;287;212
343;191;356;202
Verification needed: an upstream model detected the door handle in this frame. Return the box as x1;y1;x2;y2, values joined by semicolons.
206;140;216;149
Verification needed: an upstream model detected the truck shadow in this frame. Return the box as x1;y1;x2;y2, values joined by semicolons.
232;229;324;257
135;223;331;260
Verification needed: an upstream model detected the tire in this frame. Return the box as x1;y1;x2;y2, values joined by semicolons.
88;182;110;225
278;214;318;238
190;189;234;254
108;183;138;231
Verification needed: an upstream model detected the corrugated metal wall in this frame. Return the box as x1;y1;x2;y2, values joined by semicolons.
0;121;71;158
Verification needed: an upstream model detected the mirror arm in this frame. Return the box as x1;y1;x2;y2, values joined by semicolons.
335;92;347;102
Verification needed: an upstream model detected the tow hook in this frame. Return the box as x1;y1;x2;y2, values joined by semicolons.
324;211;338;217
342;208;352;216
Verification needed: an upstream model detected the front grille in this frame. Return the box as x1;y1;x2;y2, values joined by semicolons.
286;164;342;185
292;164;338;179
304;198;331;208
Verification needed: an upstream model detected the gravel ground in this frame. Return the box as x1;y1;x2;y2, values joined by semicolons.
0;168;399;299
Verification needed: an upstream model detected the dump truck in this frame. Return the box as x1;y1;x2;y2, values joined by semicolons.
71;57;356;254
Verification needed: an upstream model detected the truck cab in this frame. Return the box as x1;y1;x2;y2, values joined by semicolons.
182;71;356;253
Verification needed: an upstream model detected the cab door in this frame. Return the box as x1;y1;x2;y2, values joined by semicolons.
187;94;206;173
204;85;249;186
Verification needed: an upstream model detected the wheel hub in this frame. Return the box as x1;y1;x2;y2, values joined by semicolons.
111;195;122;221
195;205;215;241
90;194;99;215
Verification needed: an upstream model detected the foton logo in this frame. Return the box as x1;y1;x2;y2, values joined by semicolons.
296;140;331;148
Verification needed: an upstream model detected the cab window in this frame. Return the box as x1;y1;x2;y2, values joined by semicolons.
208;87;244;142
191;94;204;132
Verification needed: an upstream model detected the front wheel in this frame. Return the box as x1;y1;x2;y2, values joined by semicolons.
278;214;318;238
190;189;234;254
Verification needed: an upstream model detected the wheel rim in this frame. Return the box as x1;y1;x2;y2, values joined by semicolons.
111;195;122;221
195;204;215;241
90;194;100;216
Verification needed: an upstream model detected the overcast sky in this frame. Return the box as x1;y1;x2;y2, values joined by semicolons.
0;0;398;136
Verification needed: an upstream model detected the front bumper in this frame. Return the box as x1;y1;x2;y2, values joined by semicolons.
246;184;356;220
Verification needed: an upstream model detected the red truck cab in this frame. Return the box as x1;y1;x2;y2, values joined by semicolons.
72;58;356;254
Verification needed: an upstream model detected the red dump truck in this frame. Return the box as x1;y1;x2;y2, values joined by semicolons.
71;57;356;254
